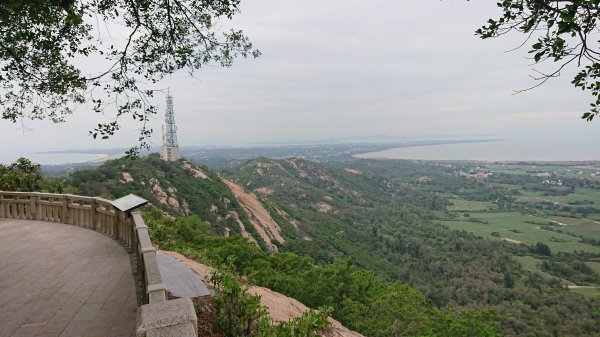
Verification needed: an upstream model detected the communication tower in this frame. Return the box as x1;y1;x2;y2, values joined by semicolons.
161;92;181;161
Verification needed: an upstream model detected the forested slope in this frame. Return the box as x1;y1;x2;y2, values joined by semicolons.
225;157;600;336
61;155;600;336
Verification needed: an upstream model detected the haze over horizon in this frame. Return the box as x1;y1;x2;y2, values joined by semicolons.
1;0;598;155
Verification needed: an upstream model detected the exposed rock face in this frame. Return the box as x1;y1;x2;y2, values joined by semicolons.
182;201;191;215
150;178;168;205
182;161;208;179
122;172;134;183
159;250;365;337
274;206;303;232
316;202;333;213
167;196;180;209
222;178;285;253
150;178;181;212
344;168;363;175
254;187;274;196
229;211;258;244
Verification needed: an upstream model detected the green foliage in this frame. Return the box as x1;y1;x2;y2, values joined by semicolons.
476;0;600;121
0;0;259;153
211;270;270;337
145;211;502;337
534;242;552;256
67;155;263;241
61;156;600;336
0;157;63;192
210;269;331;337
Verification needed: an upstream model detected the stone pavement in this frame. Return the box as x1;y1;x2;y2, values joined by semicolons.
0;219;137;337
156;252;209;299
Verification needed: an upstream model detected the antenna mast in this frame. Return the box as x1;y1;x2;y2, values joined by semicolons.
161;90;181;161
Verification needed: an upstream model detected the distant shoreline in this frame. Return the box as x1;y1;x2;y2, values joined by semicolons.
26;152;111;165
354;138;600;163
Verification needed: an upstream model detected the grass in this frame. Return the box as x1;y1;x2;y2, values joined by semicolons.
513;256;600;299
442;212;600;254
587;262;600;274
515;187;600;207
485;164;600;182
513;256;559;281
546;216;600;240
569;287;600;299
447;199;494;212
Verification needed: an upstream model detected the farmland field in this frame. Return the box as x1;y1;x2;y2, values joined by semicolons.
443;212;600;254
513;256;567;282
514;187;600;207
446;199;494;212
546;216;600;240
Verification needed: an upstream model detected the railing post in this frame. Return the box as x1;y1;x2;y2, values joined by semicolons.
63;194;73;224
113;211;120;239
0;192;5;218
91;199;98;230
34;193;42;221
28;192;36;220
62;195;70;224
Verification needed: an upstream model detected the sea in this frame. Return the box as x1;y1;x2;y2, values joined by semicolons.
356;134;600;162
0;152;109;165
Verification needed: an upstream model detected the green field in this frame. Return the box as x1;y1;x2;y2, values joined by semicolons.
486;164;600;182
546;216;600;240
587;262;600;274
447;199;494;212
513;256;563;282
514;188;600;207
443;212;600;254
569;287;600;298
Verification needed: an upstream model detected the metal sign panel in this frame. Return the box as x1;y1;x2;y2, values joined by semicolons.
111;194;148;212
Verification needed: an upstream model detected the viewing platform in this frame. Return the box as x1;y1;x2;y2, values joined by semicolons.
0;219;137;337
0;192;198;337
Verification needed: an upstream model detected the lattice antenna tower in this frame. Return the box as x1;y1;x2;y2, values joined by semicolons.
161;89;181;161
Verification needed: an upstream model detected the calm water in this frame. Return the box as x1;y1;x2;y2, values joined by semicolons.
357;135;600;161
0;152;109;165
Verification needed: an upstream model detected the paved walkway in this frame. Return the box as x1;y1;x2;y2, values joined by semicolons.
0;219;137;337
156;252;210;299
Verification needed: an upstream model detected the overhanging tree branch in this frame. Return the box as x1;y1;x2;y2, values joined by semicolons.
0;0;259;156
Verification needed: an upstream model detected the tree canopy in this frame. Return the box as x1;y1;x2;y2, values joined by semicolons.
477;0;600;121
0;0;259;154
0;157;63;192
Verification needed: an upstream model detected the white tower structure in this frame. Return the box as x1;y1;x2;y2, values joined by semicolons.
161;92;181;161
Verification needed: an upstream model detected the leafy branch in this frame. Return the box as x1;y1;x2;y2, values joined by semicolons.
475;0;600;121
0;0;260;155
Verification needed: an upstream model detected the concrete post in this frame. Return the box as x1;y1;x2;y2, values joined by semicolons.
91;199;98;230
63;195;72;225
0;192;4;218
29;192;37;220
136;298;197;337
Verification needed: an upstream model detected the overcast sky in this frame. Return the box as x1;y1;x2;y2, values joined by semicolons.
1;0;598;157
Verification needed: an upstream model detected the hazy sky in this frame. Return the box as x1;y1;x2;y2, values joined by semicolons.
1;0;598;156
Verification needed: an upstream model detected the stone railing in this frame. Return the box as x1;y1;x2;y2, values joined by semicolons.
0;191;198;337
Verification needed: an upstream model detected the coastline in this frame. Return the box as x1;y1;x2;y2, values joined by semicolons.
354;137;600;163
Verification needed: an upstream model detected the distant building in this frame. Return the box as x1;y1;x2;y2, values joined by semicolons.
457;170;491;180
161;93;181;161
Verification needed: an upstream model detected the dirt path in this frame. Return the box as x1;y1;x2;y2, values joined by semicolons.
567;285;600;289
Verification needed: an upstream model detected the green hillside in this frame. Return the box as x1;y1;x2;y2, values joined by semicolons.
67;154;265;246
57;155;600;336
224;157;600;336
